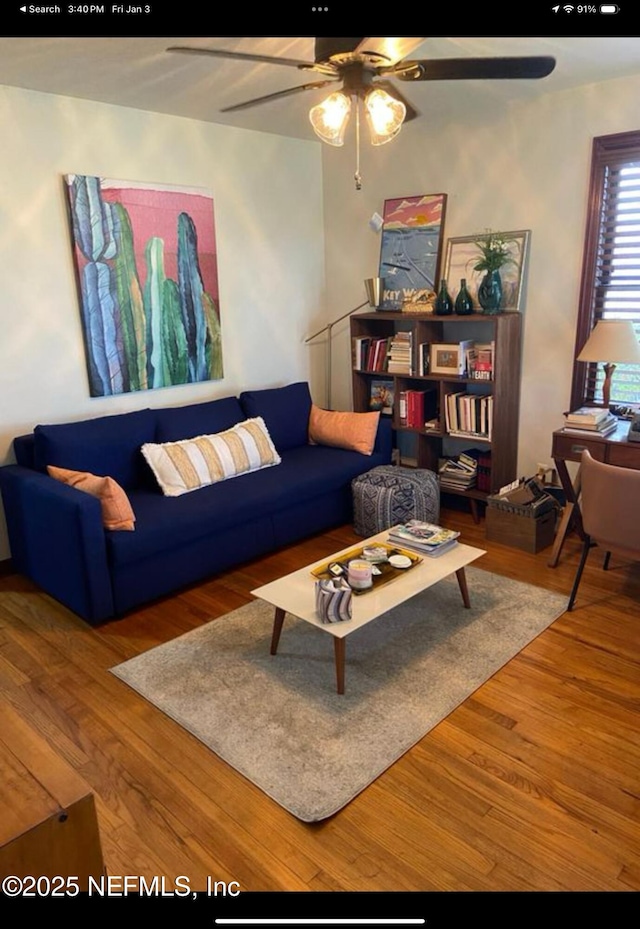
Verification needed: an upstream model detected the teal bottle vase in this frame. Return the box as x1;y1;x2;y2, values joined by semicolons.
434;279;453;316
478;269;503;314
455;278;474;315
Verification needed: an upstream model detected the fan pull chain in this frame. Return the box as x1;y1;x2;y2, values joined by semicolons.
354;100;362;190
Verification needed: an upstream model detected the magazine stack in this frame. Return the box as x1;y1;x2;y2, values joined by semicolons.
438;450;478;491
388;520;460;557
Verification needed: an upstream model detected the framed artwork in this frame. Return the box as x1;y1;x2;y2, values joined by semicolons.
429;343;460;375
369;378;394;415
64;174;223;397
442;229;531;312
378;194;447;311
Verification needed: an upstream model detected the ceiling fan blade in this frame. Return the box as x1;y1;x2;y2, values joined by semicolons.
166;46;314;69
395;56;556;82
374;79;420;122
220;80;338;113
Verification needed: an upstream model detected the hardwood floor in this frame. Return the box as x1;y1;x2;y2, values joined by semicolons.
0;504;638;898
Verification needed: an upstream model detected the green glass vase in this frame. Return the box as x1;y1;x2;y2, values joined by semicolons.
434;279;453;316
478;269;503;314
455;278;474;315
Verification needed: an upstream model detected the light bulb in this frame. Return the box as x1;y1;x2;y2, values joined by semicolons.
309;91;352;146
365;88;406;146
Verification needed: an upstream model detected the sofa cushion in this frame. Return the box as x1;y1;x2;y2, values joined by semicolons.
141;417;281;497
107;443;381;567
34;408;157;490
239;382;312;452
309;404;380;455
154;396;245;443
47;465;136;531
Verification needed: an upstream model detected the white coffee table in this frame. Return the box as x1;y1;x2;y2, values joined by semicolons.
251;528;486;694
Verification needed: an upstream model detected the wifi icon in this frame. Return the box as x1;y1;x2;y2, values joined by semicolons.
563;3;575;10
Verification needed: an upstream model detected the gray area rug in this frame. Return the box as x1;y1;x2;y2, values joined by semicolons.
111;568;566;822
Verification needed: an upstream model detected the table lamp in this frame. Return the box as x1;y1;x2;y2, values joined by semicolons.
577;319;640;407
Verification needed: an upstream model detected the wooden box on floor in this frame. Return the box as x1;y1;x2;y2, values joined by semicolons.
485;506;557;554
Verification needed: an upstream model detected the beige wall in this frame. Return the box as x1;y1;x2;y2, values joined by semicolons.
0;84;326;560
3;69;640;563
320;72;640;480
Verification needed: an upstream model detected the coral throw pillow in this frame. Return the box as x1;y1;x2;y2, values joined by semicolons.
308;405;380;456
47;466;136;531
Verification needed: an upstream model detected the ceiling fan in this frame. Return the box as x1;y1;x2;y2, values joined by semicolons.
166;38;556;186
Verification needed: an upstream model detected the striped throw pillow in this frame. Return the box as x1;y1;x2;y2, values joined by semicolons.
141;417;281;497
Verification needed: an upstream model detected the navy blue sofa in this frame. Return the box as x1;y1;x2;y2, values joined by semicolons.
0;382;392;625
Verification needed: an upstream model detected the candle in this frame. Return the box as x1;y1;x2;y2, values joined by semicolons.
347;559;373;590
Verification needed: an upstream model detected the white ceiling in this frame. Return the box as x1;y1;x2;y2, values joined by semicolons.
1;36;640;140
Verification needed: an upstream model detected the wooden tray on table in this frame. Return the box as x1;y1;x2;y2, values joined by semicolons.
310;542;422;595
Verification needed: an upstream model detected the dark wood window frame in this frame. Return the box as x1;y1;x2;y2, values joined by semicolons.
570;129;640;412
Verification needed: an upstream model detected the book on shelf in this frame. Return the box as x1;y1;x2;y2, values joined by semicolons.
388;520;461;557
352;337;367;371
369;379;394;415
458;340;475;376
476;449;492;492
444;390;492;439
387;331;413;374
467;341;495;380
397;388;435;428
418;342;429;376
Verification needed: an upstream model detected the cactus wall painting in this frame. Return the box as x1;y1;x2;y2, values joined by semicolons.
64;175;223;397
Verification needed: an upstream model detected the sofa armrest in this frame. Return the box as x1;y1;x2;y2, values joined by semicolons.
373;416;393;461
0;466;114;624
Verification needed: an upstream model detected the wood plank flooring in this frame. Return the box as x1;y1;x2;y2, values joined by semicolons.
0;505;638;896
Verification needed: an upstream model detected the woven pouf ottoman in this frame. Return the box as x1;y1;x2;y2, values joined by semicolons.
352;465;440;537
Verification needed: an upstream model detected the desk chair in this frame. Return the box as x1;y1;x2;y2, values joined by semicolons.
567;449;640;610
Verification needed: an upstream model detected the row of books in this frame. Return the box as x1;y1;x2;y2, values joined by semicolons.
388;520;460;558
353;336;494;380
444;390;493;439
352;336;389;373
398;389;435;428
560;406;618;437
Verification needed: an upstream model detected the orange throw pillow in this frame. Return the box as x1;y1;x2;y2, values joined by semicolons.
47;466;136;531
308;405;380;456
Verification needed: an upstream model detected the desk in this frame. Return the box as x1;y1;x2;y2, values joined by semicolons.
549;420;640;567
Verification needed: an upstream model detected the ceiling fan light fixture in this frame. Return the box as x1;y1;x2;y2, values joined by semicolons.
364;87;406;145
309;91;352;146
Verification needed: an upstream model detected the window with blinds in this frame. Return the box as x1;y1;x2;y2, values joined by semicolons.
571;131;640;410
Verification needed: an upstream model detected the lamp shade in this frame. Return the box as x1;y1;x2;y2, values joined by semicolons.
577;320;640;364
309;91;351;146
364;277;385;308
364;88;406;146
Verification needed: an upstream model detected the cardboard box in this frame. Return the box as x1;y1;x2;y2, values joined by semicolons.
485;506;557;554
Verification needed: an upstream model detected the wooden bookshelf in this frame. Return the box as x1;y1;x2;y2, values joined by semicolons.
351;311;522;504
